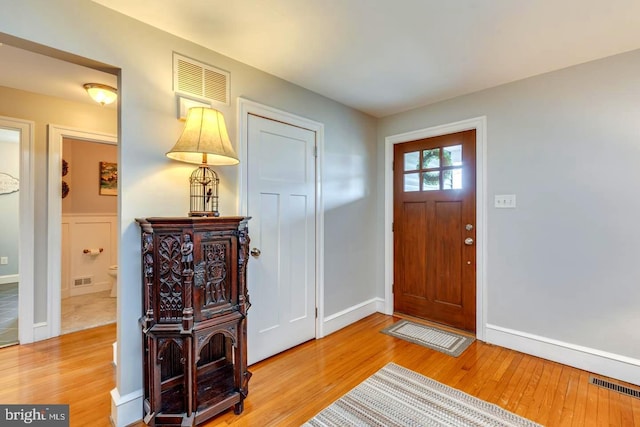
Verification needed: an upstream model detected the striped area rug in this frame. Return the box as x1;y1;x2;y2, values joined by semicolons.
381;320;474;357
302;363;542;427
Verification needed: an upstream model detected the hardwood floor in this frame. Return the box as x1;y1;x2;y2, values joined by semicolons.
1;313;638;426
0;282;19;347
0;324;115;425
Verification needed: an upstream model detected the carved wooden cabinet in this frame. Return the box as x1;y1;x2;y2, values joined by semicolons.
136;217;251;426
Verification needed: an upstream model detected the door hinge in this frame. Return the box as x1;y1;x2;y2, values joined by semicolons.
313;146;318;157
392;161;394;171
392;284;394;294
392;222;394;232
315;307;318;318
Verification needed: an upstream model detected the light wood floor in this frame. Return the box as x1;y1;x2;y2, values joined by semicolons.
1;313;638;426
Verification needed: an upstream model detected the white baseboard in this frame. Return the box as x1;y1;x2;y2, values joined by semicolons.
486;323;640;386
110;387;143;427
33;322;49;342
322;297;384;336
0;274;19;285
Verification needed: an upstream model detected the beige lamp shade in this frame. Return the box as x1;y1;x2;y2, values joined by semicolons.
166;107;239;166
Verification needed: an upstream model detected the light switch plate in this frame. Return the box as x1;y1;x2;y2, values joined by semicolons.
495;194;516;208
0;257;8;265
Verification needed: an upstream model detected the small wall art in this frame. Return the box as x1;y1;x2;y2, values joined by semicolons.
99;161;117;196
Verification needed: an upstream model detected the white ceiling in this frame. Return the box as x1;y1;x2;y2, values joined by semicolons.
91;0;640;117
0;43;117;108
1;2;639;117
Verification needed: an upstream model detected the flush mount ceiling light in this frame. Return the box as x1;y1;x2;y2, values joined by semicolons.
83;83;117;106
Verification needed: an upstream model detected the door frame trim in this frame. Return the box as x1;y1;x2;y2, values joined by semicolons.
47;125;117;339
384;116;487;340
237;97;326;338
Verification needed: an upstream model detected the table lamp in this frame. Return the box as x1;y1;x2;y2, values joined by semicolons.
166;107;239;217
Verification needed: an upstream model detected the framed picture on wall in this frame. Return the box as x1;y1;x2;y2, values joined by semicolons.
99;161;117;196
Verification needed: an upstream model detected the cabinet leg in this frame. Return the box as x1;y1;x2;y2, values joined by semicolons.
181;414;195;426
234;401;244;415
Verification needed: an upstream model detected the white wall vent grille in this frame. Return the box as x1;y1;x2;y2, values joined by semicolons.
173;53;229;105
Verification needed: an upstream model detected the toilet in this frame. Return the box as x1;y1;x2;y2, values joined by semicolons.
108;265;118;297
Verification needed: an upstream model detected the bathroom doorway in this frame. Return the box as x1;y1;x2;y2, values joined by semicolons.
46;126;118;336
60;136;118;334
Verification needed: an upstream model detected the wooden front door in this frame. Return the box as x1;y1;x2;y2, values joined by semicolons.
393;130;476;332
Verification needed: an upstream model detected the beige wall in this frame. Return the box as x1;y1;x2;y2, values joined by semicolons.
62;137;117;215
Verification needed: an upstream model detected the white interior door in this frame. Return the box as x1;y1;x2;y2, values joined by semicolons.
247;114;316;364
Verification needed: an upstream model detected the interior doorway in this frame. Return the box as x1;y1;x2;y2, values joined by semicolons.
0;117;33;346
238;98;326;363
0;126;20;347
59;137;118;334
48;126;118;337
245;113;317;364
0;39;119;342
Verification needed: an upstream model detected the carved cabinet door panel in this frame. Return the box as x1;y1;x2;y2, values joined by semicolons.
192;232;236;318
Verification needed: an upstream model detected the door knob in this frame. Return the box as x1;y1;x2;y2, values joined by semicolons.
250;248;261;257
465;224;474;231
464;238;474;246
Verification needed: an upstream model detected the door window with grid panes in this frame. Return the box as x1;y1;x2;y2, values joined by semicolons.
403;145;462;192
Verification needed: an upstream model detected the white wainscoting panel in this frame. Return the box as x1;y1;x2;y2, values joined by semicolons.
61;214;117;298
